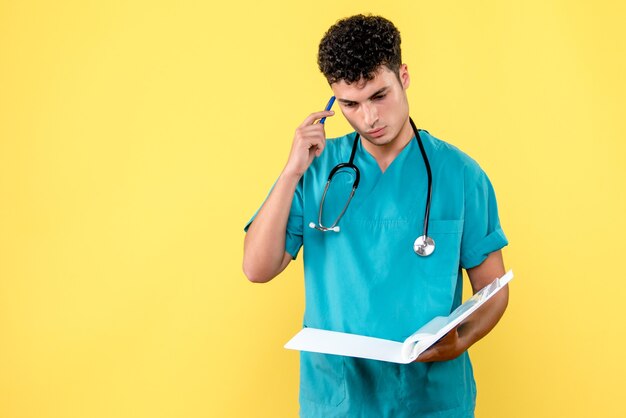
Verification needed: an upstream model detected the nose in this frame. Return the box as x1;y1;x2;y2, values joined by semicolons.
362;102;378;127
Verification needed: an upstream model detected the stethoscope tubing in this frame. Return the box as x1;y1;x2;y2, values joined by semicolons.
410;118;433;239
310;117;434;255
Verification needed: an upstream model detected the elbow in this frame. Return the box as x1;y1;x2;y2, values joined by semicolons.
242;261;273;284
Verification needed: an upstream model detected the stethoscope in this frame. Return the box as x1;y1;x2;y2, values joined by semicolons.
308;118;435;257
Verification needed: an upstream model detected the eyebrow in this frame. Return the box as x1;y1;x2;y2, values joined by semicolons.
337;87;389;105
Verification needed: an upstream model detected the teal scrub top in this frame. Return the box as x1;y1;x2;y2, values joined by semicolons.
245;130;508;418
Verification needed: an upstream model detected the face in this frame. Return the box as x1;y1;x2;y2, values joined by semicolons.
330;64;411;147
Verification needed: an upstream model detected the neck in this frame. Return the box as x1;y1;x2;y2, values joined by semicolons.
361;117;414;173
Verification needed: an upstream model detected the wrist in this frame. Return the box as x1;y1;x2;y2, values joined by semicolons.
281;166;305;181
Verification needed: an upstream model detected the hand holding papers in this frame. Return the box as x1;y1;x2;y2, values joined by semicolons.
285;270;513;364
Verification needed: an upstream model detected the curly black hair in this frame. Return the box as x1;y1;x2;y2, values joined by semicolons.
318;15;402;85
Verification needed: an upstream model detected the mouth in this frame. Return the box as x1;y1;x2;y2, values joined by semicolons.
366;127;386;138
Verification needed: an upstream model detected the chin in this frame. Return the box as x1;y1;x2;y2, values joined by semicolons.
364;134;394;147
372;139;393;147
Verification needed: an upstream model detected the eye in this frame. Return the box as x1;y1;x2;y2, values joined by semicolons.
343;102;357;108
372;94;386;101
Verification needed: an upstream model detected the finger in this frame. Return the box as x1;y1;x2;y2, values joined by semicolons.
295;125;327;147
415;347;436;363
300;135;325;156
314;137;326;157
293;135;325;162
296;128;324;146
299;110;335;127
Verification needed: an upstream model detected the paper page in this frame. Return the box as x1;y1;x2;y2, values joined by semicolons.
446;270;513;326
285;327;407;363
400;316;447;361
410;316;449;337
284;270;513;364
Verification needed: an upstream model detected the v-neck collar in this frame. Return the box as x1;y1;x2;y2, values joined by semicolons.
340;134;420;217
356;133;417;176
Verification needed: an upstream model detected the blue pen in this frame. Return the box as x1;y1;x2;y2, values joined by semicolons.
319;96;336;124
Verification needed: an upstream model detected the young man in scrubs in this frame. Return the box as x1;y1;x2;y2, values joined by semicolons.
243;14;510;418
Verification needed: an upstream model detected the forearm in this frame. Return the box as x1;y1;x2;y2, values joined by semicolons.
457;286;509;351
413;251;509;363
459;250;509;350
243;169;301;282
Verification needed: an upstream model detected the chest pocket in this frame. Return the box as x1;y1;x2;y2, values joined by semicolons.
416;219;463;279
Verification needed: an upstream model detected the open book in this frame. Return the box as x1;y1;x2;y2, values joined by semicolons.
285;270;513;364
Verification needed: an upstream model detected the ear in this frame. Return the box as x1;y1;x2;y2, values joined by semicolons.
399;64;410;89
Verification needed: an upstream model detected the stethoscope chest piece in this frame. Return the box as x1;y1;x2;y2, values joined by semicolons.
413;235;435;257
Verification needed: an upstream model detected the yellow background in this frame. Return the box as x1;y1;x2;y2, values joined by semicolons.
1;1;625;417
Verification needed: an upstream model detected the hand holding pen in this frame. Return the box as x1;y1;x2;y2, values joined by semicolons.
283;96;336;178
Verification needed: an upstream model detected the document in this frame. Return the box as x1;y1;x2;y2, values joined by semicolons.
285;270;513;364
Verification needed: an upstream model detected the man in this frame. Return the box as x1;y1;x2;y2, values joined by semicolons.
243;14;509;418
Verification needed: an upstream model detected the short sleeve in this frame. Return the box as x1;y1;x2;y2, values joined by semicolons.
460;169;508;269
243;178;304;260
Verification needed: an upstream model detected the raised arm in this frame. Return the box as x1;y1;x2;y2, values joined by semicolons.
242;109;334;283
